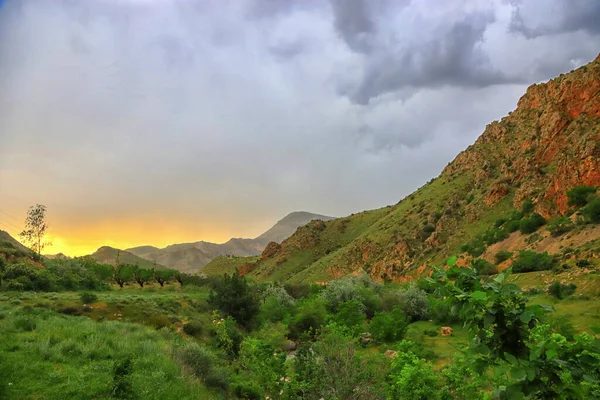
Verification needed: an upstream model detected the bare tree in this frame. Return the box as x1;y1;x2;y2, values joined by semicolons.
20;204;51;256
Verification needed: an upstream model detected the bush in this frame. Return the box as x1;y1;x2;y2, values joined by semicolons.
519;213;546;234
547;216;574;236
289;297;328;339
79;292;98;304
182;321;204;337
582;198;600;223
472;259;497;276
428;296;461;325
567;185;596;207
147;314;171;329
548;282;577;300
368;308;407;343
494;250;513;264
481;227;509;245
111;358;134;399
321;274;380;312
330;300;366;336
177;344;217;379
521;199;535;214
208;273;260;328
503;219;521;233
512;251;554;273
397;286;429;321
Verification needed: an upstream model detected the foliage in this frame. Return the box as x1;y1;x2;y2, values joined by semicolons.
208;273;260;328
329;300;366;336
210;311;243;358
397;285;429;321
289;297;328;340
177;343;218;380
547;216;575;236
111;358;135;399
521;199;535;214
473;258;497;276
79;292;98;304
511;250;554;273
19;204;50;256
154;269;175;288
259;296;291;324
114;264;135;289
133;267;153;288
567;185;597;207
182;321;204;337
495;250;513;264
428;295;461;325
582;198;600;223
548;282;577;300
369;308;408;343
388;346;441;400
519;212;546;234
321;274;381;312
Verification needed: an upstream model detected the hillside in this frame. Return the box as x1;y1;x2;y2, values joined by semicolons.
0;230;29;253
205;54;600;283
89;246;166;269
126;211;334;272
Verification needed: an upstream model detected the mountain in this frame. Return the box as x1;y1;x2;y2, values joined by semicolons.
0;230;29;253
204;54;600;283
89;246;166;269
125;211;335;272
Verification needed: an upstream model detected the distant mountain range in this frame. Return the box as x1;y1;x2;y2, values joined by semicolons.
121;211;335;272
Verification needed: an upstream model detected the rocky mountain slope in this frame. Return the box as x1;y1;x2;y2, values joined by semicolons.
125;211;334;272
0;230;30;253
204;54;600;283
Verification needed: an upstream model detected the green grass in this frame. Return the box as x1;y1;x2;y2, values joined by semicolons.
0;304;220;399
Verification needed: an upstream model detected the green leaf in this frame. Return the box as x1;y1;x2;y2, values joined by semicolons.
526;366;536;381
471;291;487;301
519;310;534;324
484;313;495;329
505;353;518;365
545;349;558;360
501;283;521;295
446;255;458;267
511;366;527;382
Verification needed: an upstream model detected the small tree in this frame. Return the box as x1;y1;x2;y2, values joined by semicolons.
208;273;260;328
567;185;596;207
19;204;51;256
133;267;153;288
154;269;174;288
114;263;135;289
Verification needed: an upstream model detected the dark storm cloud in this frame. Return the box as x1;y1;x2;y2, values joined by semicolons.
510;0;600;37
331;0;376;53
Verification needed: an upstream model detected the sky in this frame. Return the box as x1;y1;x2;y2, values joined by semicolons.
0;0;599;256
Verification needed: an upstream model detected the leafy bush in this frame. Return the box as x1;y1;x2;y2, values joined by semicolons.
428;296;461;325
261;284;295;307
330;300;366;336
79;292;98;304
567;185;596;207
503;219;521;233
494;250;513;264
321;274;380;312
461;239;486;257
582;198;600;223
481;227;509;245
388;348;441;400
208;273;260;328
259;296;291;324
289;297;328;339
473;259;497;276
182;320;203;337
494;218;508;228
519;213;546;234
548;282;577;299
397;286;429;321
146;314;171;329
369;308;407;343
177;344;217;379
547;216;574;236
521;199;535;214
512;250;554;273
111;358;134;399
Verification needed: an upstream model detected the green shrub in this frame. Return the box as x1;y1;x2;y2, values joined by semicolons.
548;282;577;300
547;216;574;236
289;297;328;339
208;273;260;328
111;358;134;399
481;227;509;245
231;381;262;400
567;185;596;207
182;321;203;337
330;300;366;336
494;250;513;264
369;308;407;343
512;251;554;273
397;286;429;321
79;292;98;304
519;213;546;234
472;259;497;276
521;199;535;214
428;296;461;325
582;198;600;223
147;314;171;329
176;344;216;379
494;218;508;228
503;219;521;233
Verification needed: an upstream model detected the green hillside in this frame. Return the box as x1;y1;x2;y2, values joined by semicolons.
205;55;600;283
90;246;167;270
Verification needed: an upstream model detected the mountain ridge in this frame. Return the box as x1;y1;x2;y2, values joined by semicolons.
124;211;335;272
203;54;600;283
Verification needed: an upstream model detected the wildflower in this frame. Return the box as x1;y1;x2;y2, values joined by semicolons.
284;377;291;383
280;390;283;395
280;377;284;381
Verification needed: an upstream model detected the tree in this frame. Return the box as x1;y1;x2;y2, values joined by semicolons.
154;269;174;288
208;273;260;328
133;267;153;288
114;263;135;289
567;185;596;207
19;204;50;256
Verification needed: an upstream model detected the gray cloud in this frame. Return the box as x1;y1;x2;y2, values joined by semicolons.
0;0;598;251
510;0;600;37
